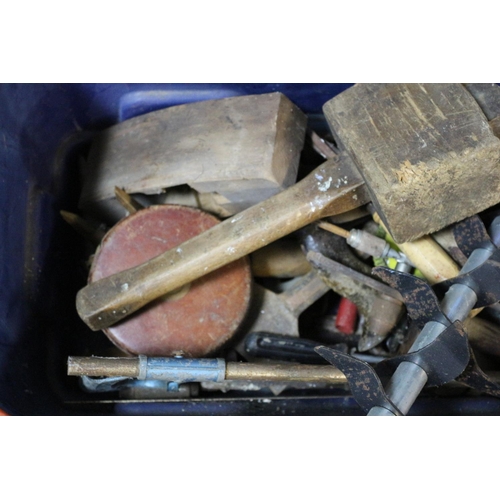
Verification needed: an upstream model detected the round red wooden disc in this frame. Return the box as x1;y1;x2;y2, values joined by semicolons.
89;205;252;357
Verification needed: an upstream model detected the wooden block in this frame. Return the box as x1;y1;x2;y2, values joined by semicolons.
79;93;307;222
324;83;500;242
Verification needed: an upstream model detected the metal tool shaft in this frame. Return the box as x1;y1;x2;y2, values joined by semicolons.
67;356;347;385
368;244;495;416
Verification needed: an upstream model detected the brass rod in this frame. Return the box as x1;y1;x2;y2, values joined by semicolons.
67;356;346;384
67;356;140;378
67;356;500;392
226;362;346;384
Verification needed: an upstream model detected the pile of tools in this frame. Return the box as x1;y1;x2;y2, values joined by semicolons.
65;83;500;415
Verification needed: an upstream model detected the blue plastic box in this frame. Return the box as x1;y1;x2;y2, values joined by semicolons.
2;83;499;415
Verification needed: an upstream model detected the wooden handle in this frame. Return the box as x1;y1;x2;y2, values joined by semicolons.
373;213;483;318
373;213;459;284
397;237;460;284
76;158;369;331
250;239;311;278
317;221;351;239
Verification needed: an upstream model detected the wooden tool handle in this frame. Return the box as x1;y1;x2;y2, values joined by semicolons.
373;213;483;318
250;239;312;278
372;213;459;284
77;158;369;331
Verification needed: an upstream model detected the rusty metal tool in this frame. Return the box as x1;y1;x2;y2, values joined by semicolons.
369;231;499;415
242;270;330;339
77;155;370;330
76;84;500;333
316;215;500;415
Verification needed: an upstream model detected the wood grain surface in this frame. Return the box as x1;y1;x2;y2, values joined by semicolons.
324;83;500;243
79;92;307;221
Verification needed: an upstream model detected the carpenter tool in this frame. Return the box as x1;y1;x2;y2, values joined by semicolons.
88;204;252;357
67;355;347;385
76;84;500;332
317;215;500;415
328;206;371;225
392;222;499;389
79;92;307;222
241;270;330;339
307;251;404;351
324;83;500;243
68;354;499;397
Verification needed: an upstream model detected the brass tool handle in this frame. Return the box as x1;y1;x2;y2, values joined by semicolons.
77;158;369;331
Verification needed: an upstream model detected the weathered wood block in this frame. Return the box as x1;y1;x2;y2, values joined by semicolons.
79;92;307;222
324;83;500;242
